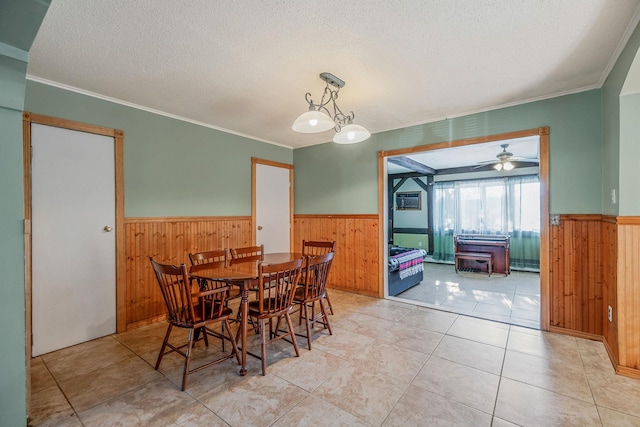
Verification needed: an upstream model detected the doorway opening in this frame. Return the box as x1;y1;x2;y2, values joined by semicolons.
379;128;549;330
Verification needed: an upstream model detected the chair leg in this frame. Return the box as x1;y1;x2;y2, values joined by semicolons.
220;322;225;352
284;313;300;357
224;319;241;365
155;324;173;370
201;326;209;347
303;303;312;350
319;299;332;335
181;328;196;391
324;290;334;315
260;318;268;376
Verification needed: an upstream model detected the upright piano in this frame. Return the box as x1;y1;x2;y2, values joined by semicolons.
454;234;510;276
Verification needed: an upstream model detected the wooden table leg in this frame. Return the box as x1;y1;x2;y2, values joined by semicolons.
239;281;249;376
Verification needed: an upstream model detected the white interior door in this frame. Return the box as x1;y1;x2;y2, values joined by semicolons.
255;163;291;253
31;123;116;356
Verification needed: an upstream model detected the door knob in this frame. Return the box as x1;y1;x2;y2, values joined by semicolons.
104;225;113;232
257;226;263;230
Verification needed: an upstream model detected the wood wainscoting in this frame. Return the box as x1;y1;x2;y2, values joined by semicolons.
293;214;379;297
549;214;604;336
615;217;640;376
124;216;252;330
549;214;640;379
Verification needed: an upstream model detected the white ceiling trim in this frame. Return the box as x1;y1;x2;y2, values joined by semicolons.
25;74;293;150
596;5;640;88
28;74;605;150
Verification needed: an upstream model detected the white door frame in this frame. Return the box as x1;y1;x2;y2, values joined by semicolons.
251;157;294;252
22;112;126;355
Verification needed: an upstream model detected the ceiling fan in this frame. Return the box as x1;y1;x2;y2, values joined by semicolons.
475;144;538;171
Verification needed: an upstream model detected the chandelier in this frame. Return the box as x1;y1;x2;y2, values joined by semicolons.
291;72;370;144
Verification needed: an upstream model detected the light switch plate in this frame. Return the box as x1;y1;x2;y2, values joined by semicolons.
550;214;560;226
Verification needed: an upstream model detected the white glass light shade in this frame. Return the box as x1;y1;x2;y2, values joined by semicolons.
493;162;503;171
291;110;335;133
333;124;371;144
503;161;514;171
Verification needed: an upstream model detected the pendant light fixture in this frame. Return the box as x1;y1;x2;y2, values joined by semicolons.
292;72;370;144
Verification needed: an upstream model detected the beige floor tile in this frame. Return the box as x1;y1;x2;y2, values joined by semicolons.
392;324;445;355
495;378;601;426
161;348;246;395
269;346;348;392
507;329;582;363
58;355;163;412
332;311;401;343
114;323;174;355
588;371;640;418
30;361;57;395
383;384;492;427
271;395;370;426
314;363;409;426
447;316;510;348
29;385;76;427
502;350;593;403
412;356;500;414
352;341;429;384
432;335;505;375
39;335;116;363
45;338;135;383
77;377;227;426
200;374;307;427
352;298;416;321
400;307;458;334
577;338;616;377
311;325;376;359
598;406;640;427
491;417;520;427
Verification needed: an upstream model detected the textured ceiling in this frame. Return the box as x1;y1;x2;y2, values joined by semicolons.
27;0;640;149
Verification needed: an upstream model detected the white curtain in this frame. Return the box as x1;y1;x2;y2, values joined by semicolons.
432;175;540;269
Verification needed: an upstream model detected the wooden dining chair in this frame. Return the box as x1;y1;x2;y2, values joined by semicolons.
188;249;227;266
293;252;334;350
230;244;264;263
150;257;240;391
302;240;336;314
188;249;240;303
245;257;304;375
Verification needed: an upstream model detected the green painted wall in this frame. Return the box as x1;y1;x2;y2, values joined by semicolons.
602;22;640;216
294;90;603;215
0;1;50;424
619;92;640;215
24;82;293;217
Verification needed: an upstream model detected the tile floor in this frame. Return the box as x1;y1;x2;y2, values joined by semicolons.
30;289;640;427
394;262;541;329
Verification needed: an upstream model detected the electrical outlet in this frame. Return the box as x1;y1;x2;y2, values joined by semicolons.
611;189;616;205
608;305;613;322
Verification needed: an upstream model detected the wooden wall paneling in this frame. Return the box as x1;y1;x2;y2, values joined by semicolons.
294;215;379;297
617;221;640;371
124;216;251;329
602;217;618;364
549;215;603;335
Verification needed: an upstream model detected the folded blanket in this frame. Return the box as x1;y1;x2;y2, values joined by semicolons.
390;249;426;279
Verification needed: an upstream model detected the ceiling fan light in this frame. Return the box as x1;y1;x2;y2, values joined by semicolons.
333;124;370;144
292;110;335;133
493;162;503;171
503;161;514;171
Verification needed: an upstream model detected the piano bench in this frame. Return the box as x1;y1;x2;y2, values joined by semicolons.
454;252;493;276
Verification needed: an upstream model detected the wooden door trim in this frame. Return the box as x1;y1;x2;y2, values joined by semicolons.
22;112;126;343
251;157;294;251
378;126;550;331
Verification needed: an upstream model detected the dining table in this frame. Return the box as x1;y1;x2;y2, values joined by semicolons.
189;252;304;376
